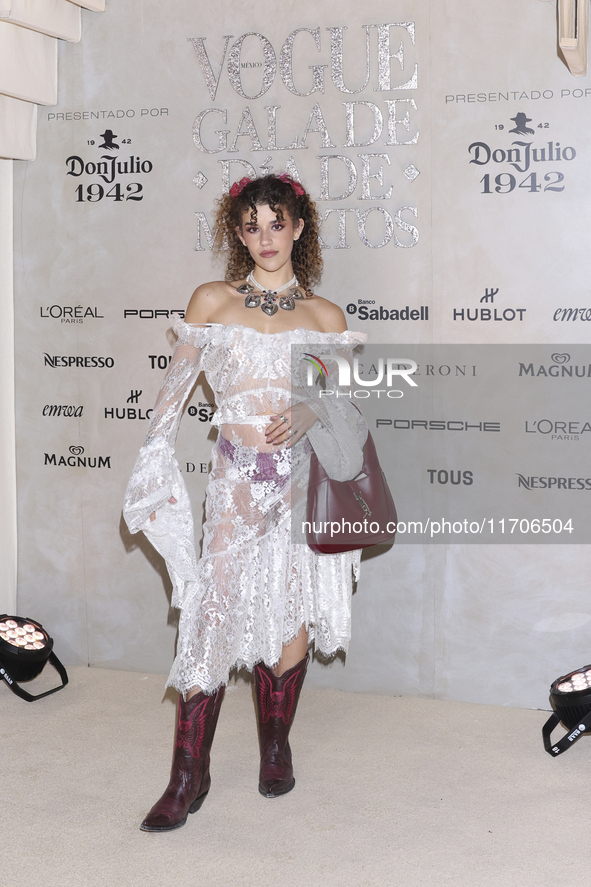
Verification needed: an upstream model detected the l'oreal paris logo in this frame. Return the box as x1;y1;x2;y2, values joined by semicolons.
304;354;418;388
40;305;104;322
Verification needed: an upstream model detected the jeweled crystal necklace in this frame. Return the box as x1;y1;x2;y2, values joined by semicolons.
236;271;304;316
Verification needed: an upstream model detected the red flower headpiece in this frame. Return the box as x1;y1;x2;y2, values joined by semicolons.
276;173;305;196
228;173;305;199
229;176;252;198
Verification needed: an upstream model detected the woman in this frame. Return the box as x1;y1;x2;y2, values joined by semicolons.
124;174;367;832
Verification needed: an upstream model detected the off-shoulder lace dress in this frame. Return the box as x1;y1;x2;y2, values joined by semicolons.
124;320;368;695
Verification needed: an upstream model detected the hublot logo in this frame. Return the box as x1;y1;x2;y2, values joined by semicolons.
453;287;525;322
104;389;153;421
453;308;525;322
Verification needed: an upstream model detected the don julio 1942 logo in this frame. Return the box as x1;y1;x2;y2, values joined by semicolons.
65;128;154;204
469;111;575;195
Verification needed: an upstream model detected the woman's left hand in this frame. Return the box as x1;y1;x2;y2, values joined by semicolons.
266;403;318;448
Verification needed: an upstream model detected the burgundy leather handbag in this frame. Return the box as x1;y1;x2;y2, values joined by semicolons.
306;430;397;554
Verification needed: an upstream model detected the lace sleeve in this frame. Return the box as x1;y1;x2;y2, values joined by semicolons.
123;323;210;535
293;333;369;482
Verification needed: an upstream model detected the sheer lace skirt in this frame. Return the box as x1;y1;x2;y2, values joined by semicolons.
166;426;361;696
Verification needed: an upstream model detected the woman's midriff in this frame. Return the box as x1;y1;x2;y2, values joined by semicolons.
217;434;289;484
218;414;282;452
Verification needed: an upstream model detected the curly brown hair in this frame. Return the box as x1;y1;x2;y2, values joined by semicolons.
213;174;323;290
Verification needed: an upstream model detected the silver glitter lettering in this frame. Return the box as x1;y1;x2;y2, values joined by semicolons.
283;157;303;182
228;107;265;153
299;103;336;149
366;23;418;91
385;99;419;145
188;36;232;101
192;108;228;154
218;159;256;194
280;28;327;96
194;212;217;251
318;155;357;200
356;207;394;248
343;101;383;147
227;33;277;99
322;208;356;249
358;154;393;200
394;205;419;248
258;156;274;174
265;105;298;150
328;26;370;95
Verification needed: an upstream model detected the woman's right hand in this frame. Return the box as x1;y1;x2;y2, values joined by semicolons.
150;496;177;522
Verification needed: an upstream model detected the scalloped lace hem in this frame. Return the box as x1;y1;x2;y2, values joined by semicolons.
165;631;351;696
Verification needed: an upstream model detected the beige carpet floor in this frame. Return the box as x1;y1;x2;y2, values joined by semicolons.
1;665;588;887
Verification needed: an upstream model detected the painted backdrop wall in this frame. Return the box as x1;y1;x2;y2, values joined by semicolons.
13;0;591;708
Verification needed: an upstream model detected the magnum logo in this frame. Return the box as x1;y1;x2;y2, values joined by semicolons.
518;353;591;377
44;445;110;469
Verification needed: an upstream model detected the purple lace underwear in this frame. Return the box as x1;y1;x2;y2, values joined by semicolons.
217;435;289;484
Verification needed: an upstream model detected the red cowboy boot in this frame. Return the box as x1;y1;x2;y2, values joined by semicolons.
254;654;309;798
140;687;225;831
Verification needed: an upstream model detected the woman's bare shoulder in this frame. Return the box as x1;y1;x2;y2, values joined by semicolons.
185;280;234;324
306;293;348;333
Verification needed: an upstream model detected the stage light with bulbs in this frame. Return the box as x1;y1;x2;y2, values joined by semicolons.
0;615;68;701
543;665;591;756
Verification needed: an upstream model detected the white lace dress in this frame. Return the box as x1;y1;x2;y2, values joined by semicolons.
123;320;368;695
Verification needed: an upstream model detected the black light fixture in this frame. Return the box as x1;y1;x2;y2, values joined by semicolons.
0;615;68;701
543;665;591;756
